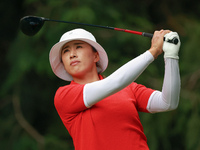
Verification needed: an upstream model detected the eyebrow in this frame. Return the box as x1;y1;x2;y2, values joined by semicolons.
62;42;85;50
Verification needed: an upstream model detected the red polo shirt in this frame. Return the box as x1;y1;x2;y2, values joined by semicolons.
54;77;154;150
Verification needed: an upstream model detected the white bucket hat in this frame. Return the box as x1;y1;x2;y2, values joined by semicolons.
49;28;108;81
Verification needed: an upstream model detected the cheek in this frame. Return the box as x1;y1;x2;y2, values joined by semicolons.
82;51;97;62
61;55;69;68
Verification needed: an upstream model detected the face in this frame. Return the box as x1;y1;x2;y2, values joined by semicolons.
61;40;99;79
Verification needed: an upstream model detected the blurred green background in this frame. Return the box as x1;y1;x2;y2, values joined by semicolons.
1;0;200;149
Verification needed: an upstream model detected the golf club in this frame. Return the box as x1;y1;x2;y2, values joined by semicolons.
20;16;179;44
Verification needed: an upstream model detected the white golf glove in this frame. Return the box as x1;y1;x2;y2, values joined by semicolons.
163;32;181;59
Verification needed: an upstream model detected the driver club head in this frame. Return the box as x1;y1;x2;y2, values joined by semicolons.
20;16;46;36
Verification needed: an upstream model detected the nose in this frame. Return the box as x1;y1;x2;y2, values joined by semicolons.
70;49;77;59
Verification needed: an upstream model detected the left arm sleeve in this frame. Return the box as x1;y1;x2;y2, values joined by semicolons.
83;51;154;108
146;58;181;113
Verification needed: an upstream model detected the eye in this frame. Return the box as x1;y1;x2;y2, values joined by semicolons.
76;45;82;49
62;49;69;54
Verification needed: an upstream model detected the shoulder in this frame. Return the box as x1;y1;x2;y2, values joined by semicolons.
127;82;143;92
129;82;152;91
55;83;84;102
128;82;155;99
54;83;86;114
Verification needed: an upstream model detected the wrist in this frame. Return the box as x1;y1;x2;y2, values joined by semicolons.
148;47;163;59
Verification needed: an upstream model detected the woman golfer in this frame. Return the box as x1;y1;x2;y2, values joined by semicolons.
49;28;181;150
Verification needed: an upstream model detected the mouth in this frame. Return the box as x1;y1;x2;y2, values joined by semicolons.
70;60;80;66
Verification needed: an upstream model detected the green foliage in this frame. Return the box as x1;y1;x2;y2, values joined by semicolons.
1;0;200;149
12;136;38;150
45;135;73;150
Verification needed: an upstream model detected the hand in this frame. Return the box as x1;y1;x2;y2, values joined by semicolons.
149;30;171;59
163;32;181;59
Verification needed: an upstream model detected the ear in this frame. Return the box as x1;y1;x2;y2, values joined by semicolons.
94;52;100;63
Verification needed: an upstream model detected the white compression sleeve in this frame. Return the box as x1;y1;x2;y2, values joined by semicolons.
146;58;181;113
83;51;154;108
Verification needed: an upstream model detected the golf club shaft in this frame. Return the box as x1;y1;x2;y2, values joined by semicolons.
44;18;153;38
45;18;178;44
21;16;178;44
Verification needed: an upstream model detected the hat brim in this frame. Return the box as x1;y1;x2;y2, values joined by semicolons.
49;38;108;81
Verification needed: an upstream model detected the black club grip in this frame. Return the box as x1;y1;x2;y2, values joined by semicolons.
142;32;179;45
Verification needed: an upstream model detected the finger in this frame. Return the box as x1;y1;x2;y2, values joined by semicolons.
163;30;171;35
160;29;164;33
153;30;163;37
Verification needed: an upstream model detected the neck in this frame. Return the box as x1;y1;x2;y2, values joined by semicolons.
73;72;100;84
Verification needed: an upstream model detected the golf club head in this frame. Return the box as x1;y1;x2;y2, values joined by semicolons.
20;16;45;36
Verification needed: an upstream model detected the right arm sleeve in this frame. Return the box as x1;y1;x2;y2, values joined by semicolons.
83;51;154;108
146;58;180;113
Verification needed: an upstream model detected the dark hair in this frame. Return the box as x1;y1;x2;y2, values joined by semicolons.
92;47;97;52
92;47;101;69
